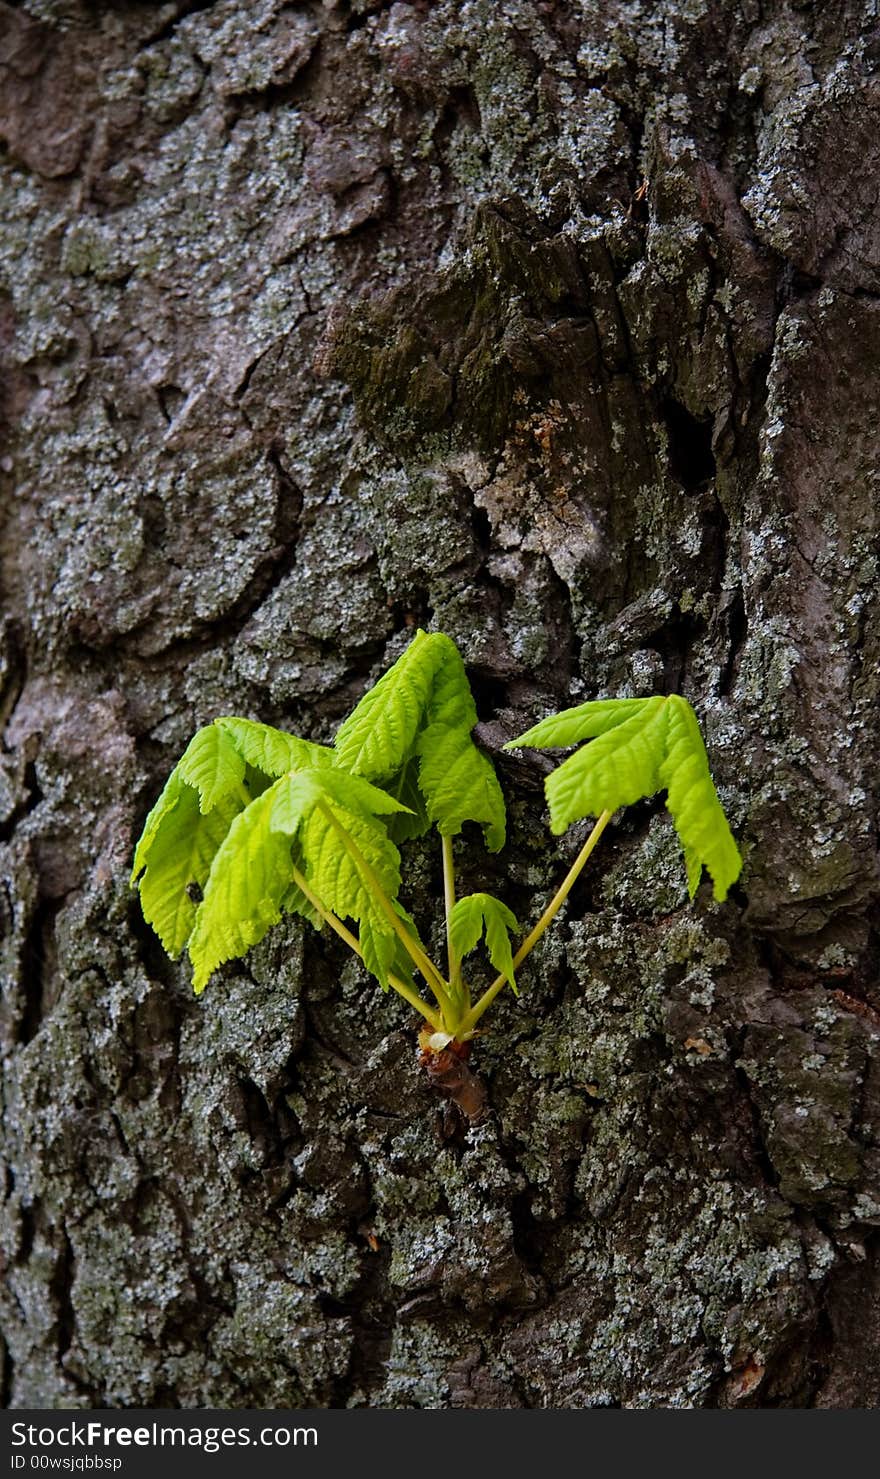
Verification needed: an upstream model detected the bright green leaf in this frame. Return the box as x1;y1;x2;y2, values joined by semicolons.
505;696;651;750
268;767;412;837
543;696;668;833
660;695;743;903
449;894;485;959
359;917;399;993
333;630;506;850
450;892;520;995
417;636;506;850
314;768;414;818
215;716;335;777
188;781;298;993
178;724;246;813
268;770;323;837
333;630;443;780
131;767;185;885
136;775;240;958
300;799;402;989
419;724;506;850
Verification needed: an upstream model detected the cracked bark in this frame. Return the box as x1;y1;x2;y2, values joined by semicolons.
1;0;878;1409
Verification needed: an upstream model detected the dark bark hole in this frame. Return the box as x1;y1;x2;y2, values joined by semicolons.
433;84;484;149
778;263;823;304
719;587;748;696
661;399;715;490
467;669;508;719
389;588;433;633
50;1230;76;1361
470;498;493;555
0;754;42;845
510;1191;548;1276
156;384;185;424
17;1204;35;1265
19;897;60;1046
644;605;707;691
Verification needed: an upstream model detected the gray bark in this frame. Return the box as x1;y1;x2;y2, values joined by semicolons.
1;0;879;1409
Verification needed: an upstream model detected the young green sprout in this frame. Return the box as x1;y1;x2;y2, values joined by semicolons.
131;632;742;1111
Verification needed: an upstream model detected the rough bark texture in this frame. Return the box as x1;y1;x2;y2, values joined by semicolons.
1;0;879;1410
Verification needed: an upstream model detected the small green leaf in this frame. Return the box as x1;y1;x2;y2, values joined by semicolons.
177;724;246;813
419;726;506;850
358;918;395;991
417;636;506;850
450;892;520;995
314;768;414;818
660;695;742;903
543;696;668;834
333;630;442;780
268;770;323;837
448;893;486;960
136;775;240;958
215;716;335;777
131;768;185;885
300;799;402;989
334;630;506;850
506;697;651;751
188;780;294;993
182;765;414;993
268;767;411;836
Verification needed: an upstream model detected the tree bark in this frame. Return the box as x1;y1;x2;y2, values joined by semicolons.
1;0;878;1409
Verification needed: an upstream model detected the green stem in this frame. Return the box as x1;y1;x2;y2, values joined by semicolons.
441;833;465;1009
457;809;613;1037
315;800;455;1021
291;865;441;1031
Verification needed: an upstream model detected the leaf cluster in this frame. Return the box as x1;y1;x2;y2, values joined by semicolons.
131;634;506;995
131;630;744;1046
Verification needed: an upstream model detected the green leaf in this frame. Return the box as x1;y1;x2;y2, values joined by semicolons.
509;693;743;902
416;636;506;850
184;765;413;993
543;697;668;834
418;724;506;850
177;724;246;813
300;799;402;989
188;779;296;993
360;916;397;993
268;767;411;836
267;769;323;837
333;630;506;850
506;697;650;750
215;716;335;777
313;768;413;818
660;695;743;903
131;767;185;885
450;892;520;995
333;630;443;780
136;774;240;958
